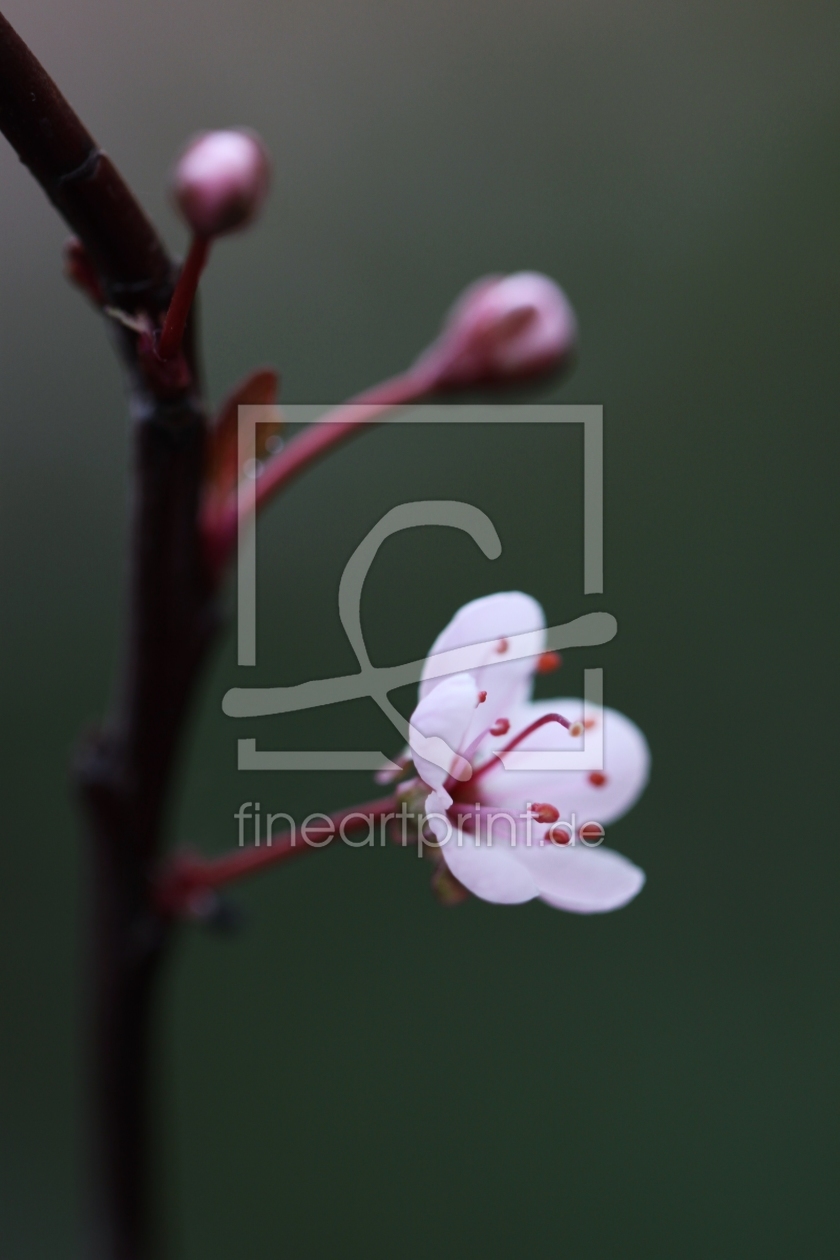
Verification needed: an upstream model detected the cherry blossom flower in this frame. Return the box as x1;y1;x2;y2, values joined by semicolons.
405;593;649;913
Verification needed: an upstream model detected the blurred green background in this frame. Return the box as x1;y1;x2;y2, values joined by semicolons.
1;1;838;1255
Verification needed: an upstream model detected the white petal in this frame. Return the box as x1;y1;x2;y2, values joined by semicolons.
419;592;546;748
515;841;645;913
423;788;454;842
439;826;538;904
478;697;650;827
408;673;478;791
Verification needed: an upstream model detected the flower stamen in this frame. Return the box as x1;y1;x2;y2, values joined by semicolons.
529;802;560;824
471;711;571;784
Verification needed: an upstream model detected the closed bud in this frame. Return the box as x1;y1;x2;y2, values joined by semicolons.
172;129;271;238
422;272;578;390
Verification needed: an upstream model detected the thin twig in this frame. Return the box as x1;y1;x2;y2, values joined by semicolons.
207;363;440;568
156;794;402;915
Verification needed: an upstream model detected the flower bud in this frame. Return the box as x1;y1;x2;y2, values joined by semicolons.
172;129;271;238
424;272;578;389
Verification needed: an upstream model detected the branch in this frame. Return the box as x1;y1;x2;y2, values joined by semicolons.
0;15;211;1258
0;10;171;309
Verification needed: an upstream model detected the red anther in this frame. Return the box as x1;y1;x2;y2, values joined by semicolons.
489;718;510;737
530;802;560;824
569;722;583;738
588;771;607;787
583;718;597;730
547;823;573;846
579;821;605;844
536;651;562;674
495;637;509;654
477;690;488;704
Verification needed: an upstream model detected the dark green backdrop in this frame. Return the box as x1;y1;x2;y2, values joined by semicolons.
1;1;838;1256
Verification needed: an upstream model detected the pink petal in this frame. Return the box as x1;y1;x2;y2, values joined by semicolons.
420;592;545;748
513;842;645;913
479;698;650;827
438;826;538;904
408;673;478;790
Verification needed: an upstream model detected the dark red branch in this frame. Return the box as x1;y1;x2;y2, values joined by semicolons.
0;10;171;309
0;14;212;1260
73;390;217;1260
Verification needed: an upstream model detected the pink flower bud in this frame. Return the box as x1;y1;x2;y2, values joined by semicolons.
172;129;271;238
423;272;578;389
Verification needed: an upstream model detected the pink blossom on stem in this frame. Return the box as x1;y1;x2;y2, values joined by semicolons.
157;130;271;361
415;272;578;390
405;593;649;913
203;273;576;564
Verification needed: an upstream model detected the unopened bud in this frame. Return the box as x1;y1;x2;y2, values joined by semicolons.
422;272;578;390
172;129;271;238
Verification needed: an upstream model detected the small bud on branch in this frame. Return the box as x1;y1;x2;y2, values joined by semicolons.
172;129;271;238
416;271;578;390
203;273;578;572
157;130;272;362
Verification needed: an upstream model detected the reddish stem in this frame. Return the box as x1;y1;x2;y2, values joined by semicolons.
205;361;441;570
156;793;401;916
469;712;571;785
157;235;210;361
251;365;440;510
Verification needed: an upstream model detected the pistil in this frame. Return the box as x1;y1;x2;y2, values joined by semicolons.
470;711;573;784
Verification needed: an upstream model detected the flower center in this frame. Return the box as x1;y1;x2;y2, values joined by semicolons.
443;710;575;829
